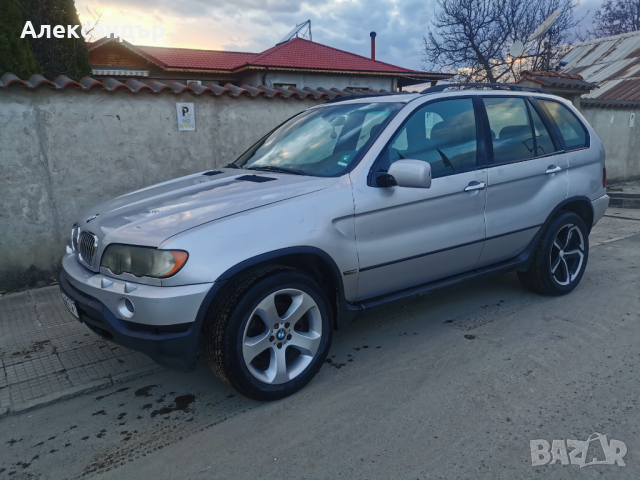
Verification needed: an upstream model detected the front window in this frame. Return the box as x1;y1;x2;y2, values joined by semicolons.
235;102;403;177
375;98;478;181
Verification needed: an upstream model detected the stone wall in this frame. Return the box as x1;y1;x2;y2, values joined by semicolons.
0;87;322;291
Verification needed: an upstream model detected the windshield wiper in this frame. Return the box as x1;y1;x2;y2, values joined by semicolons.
224;163;243;169
247;165;306;176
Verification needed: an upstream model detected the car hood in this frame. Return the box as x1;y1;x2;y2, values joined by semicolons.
76;169;335;248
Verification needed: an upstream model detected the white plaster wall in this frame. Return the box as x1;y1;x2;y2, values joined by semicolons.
581;107;640;183
0;88;322;290
238;71;395;91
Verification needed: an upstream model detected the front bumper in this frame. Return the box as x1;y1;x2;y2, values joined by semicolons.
60;253;216;372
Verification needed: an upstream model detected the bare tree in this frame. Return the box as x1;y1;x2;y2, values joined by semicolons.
424;0;582;83
593;0;640;37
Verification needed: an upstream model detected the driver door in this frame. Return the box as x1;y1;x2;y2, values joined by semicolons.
352;97;488;301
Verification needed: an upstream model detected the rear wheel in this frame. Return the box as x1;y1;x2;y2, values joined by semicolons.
518;212;589;296
203;268;333;401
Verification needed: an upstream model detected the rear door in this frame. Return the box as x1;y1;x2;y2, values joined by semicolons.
477;95;568;267
536;99;597;200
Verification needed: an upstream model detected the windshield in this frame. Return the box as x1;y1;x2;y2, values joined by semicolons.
234;102;404;177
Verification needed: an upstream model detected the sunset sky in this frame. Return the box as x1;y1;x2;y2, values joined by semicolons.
77;0;599;71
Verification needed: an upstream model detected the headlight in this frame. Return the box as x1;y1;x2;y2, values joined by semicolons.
71;224;80;252
100;244;188;278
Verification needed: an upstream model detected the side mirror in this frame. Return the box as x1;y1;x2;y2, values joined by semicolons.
384;160;432;188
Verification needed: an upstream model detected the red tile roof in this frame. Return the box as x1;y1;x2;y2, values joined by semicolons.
247;38;422;74
137;46;257;71
88;37;450;78
515;70;597;91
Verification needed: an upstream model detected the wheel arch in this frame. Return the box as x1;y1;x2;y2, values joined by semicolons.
198;247;352;334
555;196;594;233
515;195;594;273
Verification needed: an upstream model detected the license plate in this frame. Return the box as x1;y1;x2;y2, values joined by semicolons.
61;291;79;319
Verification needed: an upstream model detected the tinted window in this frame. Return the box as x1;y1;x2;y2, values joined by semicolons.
539;100;587;150
483;97;534;164
528;100;557;157
377;98;477;179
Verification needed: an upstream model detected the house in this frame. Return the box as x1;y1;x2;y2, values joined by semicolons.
559;30;640;109
515;70;597;109
554;31;640;183
87;36;452;91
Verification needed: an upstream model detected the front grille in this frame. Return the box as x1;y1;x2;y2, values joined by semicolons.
78;231;98;267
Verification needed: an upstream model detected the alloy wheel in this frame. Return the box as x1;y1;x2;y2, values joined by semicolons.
242;288;322;385
549;224;585;286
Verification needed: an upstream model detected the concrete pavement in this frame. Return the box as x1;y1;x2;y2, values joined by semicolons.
0;207;639;478
0;286;160;416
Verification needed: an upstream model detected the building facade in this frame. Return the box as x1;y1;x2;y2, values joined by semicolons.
87;36;452;91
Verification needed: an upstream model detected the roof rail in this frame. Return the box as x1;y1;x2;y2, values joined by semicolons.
421;82;551;95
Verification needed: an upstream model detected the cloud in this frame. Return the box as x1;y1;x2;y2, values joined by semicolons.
78;0;598;72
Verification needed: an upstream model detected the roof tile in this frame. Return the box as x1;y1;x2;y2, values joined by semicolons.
248;38;425;74
0;72;411;102
88;37;451;79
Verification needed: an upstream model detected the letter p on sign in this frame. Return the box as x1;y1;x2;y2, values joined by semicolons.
176;103;196;132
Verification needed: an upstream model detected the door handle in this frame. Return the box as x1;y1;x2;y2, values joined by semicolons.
464;181;486;192
545;165;562;174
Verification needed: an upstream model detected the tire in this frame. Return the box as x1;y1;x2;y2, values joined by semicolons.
202;267;333;401
518;211;589;296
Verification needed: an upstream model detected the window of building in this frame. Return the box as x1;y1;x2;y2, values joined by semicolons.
345;86;371;92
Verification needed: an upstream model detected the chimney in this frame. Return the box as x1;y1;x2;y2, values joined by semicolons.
370;32;377;61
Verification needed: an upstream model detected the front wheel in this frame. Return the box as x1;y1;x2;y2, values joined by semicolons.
203;268;333;401
517;212;589;296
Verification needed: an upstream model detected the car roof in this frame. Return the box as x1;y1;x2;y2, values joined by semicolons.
316;88;568;108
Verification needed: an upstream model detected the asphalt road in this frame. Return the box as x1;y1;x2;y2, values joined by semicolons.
1;216;639;479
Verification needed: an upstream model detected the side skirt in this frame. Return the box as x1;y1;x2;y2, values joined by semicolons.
345;223;544;317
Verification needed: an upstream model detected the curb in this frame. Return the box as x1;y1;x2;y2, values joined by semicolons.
608;193;640;209
10;379;112;415
2;366;164;417
113;365;164;384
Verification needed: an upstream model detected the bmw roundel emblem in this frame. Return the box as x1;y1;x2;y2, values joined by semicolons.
86;214;99;223
277;330;285;340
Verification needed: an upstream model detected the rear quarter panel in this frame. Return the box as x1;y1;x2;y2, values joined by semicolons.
567;108;607;201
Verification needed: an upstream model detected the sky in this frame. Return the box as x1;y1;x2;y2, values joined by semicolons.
77;0;601;72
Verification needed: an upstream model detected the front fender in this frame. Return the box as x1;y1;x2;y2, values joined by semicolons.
159;175;359;301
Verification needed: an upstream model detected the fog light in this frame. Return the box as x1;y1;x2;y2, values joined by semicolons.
117;296;135;319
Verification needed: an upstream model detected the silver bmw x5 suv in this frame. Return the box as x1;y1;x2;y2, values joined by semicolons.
59;84;609;400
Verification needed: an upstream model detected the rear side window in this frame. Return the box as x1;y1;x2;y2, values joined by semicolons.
528;101;557;157
483;97;534;164
376;98;478;179
538;100;587;151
